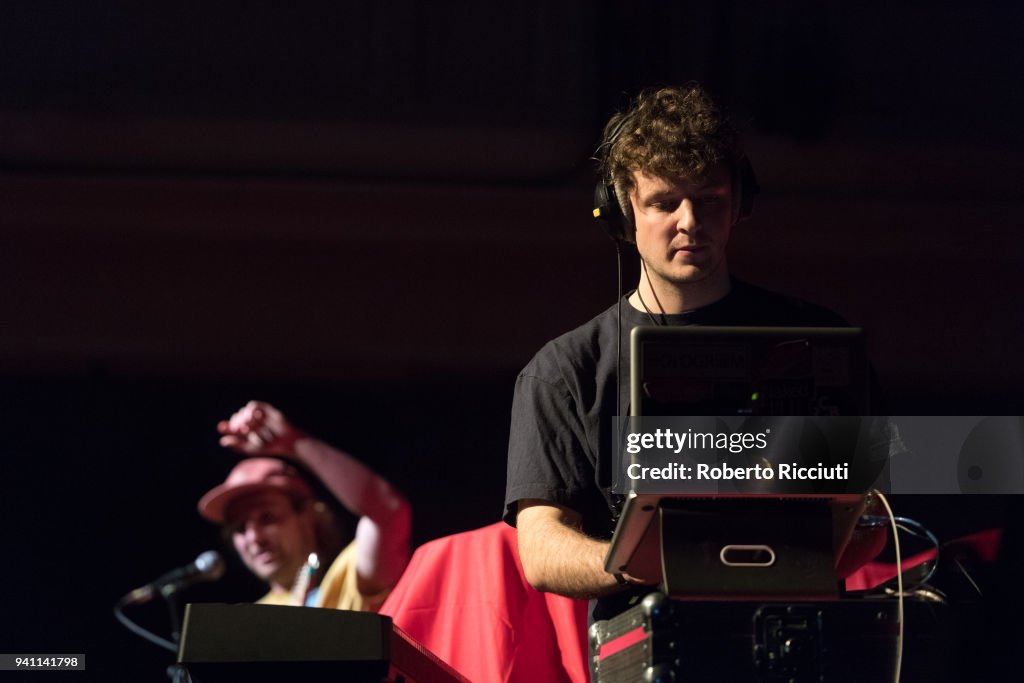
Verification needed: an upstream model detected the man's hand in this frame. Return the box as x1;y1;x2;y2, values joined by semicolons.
217;400;304;457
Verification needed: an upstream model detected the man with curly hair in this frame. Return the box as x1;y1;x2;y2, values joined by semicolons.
504;84;858;616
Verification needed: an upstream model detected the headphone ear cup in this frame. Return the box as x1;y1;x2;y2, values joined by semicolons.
593;183;630;242
733;156;760;223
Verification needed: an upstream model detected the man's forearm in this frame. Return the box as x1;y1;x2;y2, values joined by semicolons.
292;436;408;523
516;502;624;600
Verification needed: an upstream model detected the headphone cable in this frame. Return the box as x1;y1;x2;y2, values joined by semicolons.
637;261;668;326
615;240;623;421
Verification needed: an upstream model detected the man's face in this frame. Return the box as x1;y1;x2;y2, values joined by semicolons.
225;490;316;590
628;164;734;292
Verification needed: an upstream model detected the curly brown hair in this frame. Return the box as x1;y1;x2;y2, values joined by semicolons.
599;84;741;226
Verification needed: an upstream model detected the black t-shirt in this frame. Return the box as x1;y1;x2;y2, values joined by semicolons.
504;278;848;538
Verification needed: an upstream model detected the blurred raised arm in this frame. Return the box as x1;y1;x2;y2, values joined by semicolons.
219;400;412;593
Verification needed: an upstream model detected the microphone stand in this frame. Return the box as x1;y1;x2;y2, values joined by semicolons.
163;587;184;647
113;586;190;683
115;551;223;682
163;588;189;683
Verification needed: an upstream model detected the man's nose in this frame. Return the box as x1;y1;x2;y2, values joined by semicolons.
242;521;264;544
675;198;698;232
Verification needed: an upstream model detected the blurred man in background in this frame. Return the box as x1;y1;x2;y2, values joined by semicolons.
199;401;411;610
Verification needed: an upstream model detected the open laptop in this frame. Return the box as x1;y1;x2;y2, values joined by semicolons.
606;326;871;599
629;326;869;418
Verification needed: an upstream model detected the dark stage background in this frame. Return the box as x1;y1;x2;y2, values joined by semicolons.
2;2;1022;681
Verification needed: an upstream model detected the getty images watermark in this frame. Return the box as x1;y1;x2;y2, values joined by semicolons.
612;416;1024;495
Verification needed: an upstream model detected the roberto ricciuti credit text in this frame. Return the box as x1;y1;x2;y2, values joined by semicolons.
626;462;850;481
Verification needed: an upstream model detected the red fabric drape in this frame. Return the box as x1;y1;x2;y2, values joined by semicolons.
381;523;1000;681
380;523;590;683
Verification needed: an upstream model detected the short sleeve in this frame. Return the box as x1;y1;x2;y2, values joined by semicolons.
316;541;390;612
504;370;596;526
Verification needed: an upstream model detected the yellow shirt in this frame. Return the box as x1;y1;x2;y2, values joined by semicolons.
256;541;390;612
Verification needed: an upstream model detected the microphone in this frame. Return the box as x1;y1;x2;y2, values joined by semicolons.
122;551;226;605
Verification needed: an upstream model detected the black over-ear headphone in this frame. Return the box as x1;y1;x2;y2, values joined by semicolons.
592;115;760;242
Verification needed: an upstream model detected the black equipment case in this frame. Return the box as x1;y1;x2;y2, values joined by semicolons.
589;592;959;683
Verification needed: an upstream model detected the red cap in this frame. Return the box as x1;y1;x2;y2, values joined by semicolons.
197;458;314;524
